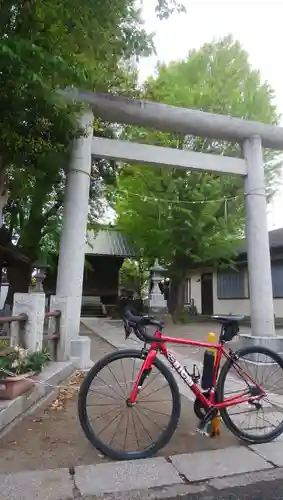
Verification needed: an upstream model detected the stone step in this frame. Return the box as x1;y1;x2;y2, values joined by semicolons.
0;361;75;436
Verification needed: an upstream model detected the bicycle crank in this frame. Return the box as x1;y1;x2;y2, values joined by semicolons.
194;397;221;438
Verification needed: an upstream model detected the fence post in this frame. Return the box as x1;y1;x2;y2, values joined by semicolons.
11;293;45;352
49;295;91;369
11;265;47;352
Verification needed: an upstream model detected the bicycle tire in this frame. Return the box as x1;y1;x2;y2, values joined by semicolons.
78;349;181;460
217;345;283;444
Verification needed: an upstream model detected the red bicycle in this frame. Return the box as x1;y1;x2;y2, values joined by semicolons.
78;309;283;460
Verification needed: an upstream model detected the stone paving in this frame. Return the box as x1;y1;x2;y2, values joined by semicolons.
2;319;283;499
1;446;283;499
0;323;239;475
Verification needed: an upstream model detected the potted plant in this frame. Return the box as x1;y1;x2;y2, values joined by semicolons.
0;346;51;399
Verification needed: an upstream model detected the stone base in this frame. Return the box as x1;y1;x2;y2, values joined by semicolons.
239;334;283;356
238;335;283;373
149;306;168;314
70;336;92;369
148;308;169;325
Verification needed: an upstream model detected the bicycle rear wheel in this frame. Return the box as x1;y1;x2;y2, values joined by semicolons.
78;349;181;460
218;345;283;444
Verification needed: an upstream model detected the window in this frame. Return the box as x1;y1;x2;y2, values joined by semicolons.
271;264;283;298
217;270;246;299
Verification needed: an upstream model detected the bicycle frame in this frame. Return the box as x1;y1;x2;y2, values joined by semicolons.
129;329;264;410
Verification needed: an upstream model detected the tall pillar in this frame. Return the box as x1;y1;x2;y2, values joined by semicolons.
56;111;93;360
243;135;275;336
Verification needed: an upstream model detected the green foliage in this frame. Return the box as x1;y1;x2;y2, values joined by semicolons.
119;258;148;296
155;0;186;19
0;346;51;378
0;0;185;302
114;36;281;307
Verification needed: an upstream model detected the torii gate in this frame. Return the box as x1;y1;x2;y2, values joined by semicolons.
54;89;283;363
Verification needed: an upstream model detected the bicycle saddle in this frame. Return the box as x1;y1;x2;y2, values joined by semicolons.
212;315;244;325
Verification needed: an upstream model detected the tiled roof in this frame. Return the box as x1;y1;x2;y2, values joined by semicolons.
85;230;136;257
237;228;283;255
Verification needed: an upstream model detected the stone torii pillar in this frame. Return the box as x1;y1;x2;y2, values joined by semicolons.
51;111;93;367
243;136;275;337
62;89;283;340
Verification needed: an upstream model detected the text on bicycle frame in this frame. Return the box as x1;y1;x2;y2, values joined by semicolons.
166;351;194;387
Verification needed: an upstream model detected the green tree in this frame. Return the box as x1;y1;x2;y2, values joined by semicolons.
114;36;281;316
0;0;185;306
119;258;148;296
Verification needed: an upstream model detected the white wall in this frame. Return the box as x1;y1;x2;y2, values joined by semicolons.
188;270;283;318
0;285;8;309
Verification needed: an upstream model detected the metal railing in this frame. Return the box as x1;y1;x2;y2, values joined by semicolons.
0;314;27;350
44;310;61;361
0;310;61;360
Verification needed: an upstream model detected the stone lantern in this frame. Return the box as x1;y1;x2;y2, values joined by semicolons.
149;259;167;314
33;262;49;293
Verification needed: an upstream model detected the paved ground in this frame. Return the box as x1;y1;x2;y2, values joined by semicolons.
2;446;283;499
2;319;283;499
171;478;283;500
1;318;283;476
0;324;239;473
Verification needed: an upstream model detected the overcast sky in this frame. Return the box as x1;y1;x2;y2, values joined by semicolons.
138;0;283;230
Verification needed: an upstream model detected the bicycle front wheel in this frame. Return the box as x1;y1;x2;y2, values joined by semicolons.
218;345;283;444
78;349;181;460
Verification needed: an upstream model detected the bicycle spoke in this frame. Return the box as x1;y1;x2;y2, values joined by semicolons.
138;382;169;401
133;407;154;443
108;411;126;446
130;408;140;449
107;365;127;398
121;358;129;395
123;410;130;450
137;406;165;433
87;402;121;407
137;405;171;419
139;371;161;395
97;409;124;437
90;373;125;400
87;387;122;401
91;406;119;422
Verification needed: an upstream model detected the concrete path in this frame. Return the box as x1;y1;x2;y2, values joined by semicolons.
82;318;283;408
2;319;283;499
2;446;283;499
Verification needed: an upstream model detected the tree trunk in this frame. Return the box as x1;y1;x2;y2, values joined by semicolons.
167;278;186;320
4;264;32;309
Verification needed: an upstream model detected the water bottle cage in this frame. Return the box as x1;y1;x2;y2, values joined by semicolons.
185;364;200;384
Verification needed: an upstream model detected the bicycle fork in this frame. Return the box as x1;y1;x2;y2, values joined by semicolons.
127;348;156;406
